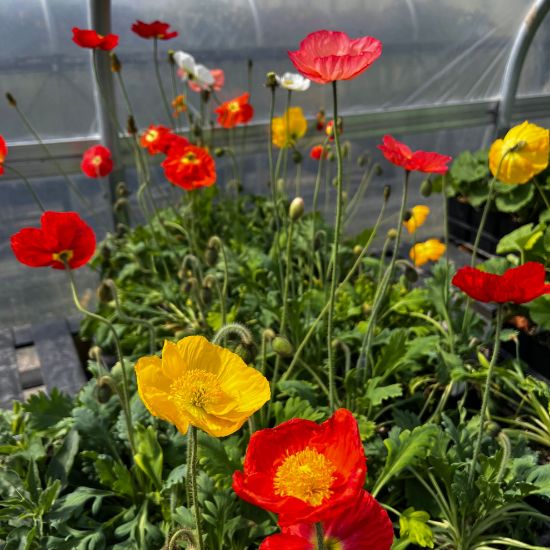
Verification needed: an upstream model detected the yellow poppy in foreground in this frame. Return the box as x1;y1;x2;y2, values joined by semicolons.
403;205;430;234
410;239;446;267
272;107;307;148
489;121;549;184
135;336;270;437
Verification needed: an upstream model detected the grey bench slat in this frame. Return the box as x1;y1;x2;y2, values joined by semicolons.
0;329;23;408
31;320;86;397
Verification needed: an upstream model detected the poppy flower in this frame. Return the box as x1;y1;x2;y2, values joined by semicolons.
81;145;113;178
10;211;96;270
140;125;179;155
215;93;254;129
488;121;549;184
259;490;394;550
403;205;430;234
325;119;342;142
316;110;326;132
0;135;7;176
272;107;308;149
131;20;178;40
409;239;445;267
173;51;215;89
161;142;216;190
135;336;270;437
310;144;328;160
378;135;452;174
72;27;119;51
276;72;311;92
288;30;382;84
188;68;225;93
452;262;550;304
232;409;366;525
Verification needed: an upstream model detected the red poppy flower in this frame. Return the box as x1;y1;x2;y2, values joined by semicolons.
0;135;7;176
214;93;254;129
310;144;327;160
140;125;181;155
131;20;178;40
161;142;216;190
260;490;394;550
72;27;119;51
232;409;366;525
188;68;225;93
81;145;113;178
452;262;550;304
10;211;96;270
325;119;342;142
378;135;451;174
288;30;382;84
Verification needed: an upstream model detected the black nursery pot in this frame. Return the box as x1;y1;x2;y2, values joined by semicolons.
448;198;521;254
501;328;550;382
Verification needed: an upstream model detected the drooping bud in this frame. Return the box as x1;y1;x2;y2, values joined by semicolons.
387;228;398;240
262;328;276;342
204;246;219;267
403;210;413;222
214;147;225;157
97;280;113;303
291;149;303;164
235;341;257;364
289;197;304;221
357;152;370;167
404;265;418;283
420;178;433;197
272;335;294;358
341;141;351;158
110;53;121;73
167;49;176;65
114;198;128;213
265;72;279;89
383;185;391;201
127;115;138;135
374;164;383;176
353;244;363;256
276;178;286;193
5;92;16;107
200;286;212;305
115;223;127;238
116;181;129;197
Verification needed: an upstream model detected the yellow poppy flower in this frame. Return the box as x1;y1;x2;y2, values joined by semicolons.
489;121;549;184
403;205;430;234
135;336;270;437
410;239;446;267
272;107;307;148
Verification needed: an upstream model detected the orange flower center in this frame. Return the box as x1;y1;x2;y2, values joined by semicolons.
273;447;336;506
91;155;103;166
169;369;222;410
181;152;199;165
227;101;240;113
146;129;159;142
51;249;74;264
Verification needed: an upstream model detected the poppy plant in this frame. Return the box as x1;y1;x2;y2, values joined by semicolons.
288;30;382;84
72;27;119;51
325;119;342;142
140;125;179;155
81;145;113;178
232;409;366;525
131;20;178;40
0;135;7;175
214;93;254;129
452;262;550;304
259;490;394;550
488;121;549;184
135;336;270;437
409;238;446;267
161;142;216;190
310;144;328;160
10;211;96;270
272;107;308;149
378;135;452;174
276;72;311;92
403;205;430;234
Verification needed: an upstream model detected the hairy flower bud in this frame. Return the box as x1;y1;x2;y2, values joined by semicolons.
214;147;225;157
127;115;137;135
116;181;129;197
353;244;363;256
6;92;17;107
263;328;276;341
265;71;279;89
204;246;219;267
272;336;294;358
383;185;391;201
289;197;304;221
110;53;121;73
291;149;303;164
374;163;383;176
387;228;398;240
420;178;433;197
97;280;113;303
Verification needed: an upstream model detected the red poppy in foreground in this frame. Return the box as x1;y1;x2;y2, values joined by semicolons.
81;145;113;178
288;30;382;84
310;144;328;160
162;142;216;190
10;211;96;270
0;135;7;175
452;262;550;304
140;125;180;155
131;20;178;40
232;409;366;525
260;490;394;550
72;27;118;51
378;135;451;174
215;93;254;129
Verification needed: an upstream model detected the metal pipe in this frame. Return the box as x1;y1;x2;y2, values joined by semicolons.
497;0;550;133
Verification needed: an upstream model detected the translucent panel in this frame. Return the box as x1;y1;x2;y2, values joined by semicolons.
0;0;96;141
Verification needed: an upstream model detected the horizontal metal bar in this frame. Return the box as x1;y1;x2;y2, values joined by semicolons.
4;94;550;178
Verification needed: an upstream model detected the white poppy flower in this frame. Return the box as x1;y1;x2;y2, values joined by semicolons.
194;64;215;87
173;51;215;88
276;72;311;92
173;51;196;75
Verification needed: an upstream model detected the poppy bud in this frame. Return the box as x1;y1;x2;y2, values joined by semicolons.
204;246;218;267
341;141;351;158
485;421;501;437
114;198;128;213
6;92;17;107
115;223;127;238
404;266;418;283
263;328;276;341
200;286;212;305
235;341;257;364
353;245;363;256
214;147;225;157
265;72;278;89
387;228;398;240
99;243;111;261
183;276;198;294
357;153;370;167
97;281;113;303
420;178;433;197
383;185;391;201
374;164;383;176
116;181;129;197
342;191;348;204
362;303;372;315
272;336;294;358
110;53;121;73
127;115;137;135
167;49;176;65
291;149;303;164
289;197;304;221
88;345;103;360
403;210;413;222
96;377;113;403
276;178;286;193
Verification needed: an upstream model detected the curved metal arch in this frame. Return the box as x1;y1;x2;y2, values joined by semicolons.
497;0;550;133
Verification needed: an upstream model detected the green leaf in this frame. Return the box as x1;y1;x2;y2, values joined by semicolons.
22;389;73;431
496;223;545;254
364;377;402;407
495;182;534;213
399;507;434;548
526;295;550;330
38;480;61;515
133;424;163;490
82;451;135;497
451;150;488;183
272;396;325;425
46;429;80;487
48;487;113;521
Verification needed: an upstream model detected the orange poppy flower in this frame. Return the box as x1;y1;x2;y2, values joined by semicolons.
215;93;254;129
161;142;216;190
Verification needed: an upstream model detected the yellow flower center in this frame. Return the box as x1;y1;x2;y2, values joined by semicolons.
321;538;343;550
169;369;222;410
227;101;240;113
51;249;74;264
181;152;198;164
273;447;336;506
91;155;103;166
146;129;159;142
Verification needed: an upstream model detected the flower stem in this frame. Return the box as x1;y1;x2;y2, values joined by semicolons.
468;305;503;488
189;426;204;550
315;523;325;550
3;164;45;212
66;267;135;455
153;38;174;128
534;177;550;210
326;80;344;411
